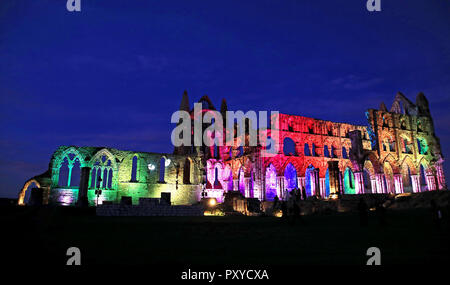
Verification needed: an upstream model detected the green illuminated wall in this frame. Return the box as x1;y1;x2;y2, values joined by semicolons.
45;146;203;206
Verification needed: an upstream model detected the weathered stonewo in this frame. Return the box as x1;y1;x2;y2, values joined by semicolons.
19;91;447;206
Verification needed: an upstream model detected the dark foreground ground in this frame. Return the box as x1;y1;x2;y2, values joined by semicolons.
2;206;449;267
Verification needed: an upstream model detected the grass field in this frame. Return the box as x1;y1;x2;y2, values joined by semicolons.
3;206;449;267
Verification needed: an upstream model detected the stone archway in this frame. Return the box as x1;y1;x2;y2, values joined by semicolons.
18;179;41;205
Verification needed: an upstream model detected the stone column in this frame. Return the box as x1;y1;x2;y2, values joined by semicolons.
244;177;250;197
233;179;238;191
313;169;320;197
436;163;446;190
370;179;377;194
354;171;364;194
319;178;326;198
67;165;73;187
277;176;284;199
426;175;436;191
298;177;306;189
394;174;403;194
375;174;384;194
411;175;420;193
77;166;91;207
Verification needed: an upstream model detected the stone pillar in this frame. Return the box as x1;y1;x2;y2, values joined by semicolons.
298;177;305;189
384;176;393;194
426;175;436;191
77;166;91;207
67;165;73;187
313;169;320;197
260;174;266;201
354;171;364;194
244;177;250;197
222;179;229;191
375;174;384;194
233;179;238;191
436;164;446;190
277;176;284;199
370;179;377;194
411;175;420;193
319;178;326;198
394;174;403;194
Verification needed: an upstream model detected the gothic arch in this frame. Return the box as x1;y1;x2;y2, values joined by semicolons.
400;155;417;175
382;153;400;174
281;157;303;176
90;149;118;170
53;147;87;168
18;179;41;205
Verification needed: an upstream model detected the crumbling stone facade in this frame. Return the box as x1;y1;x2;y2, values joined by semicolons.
19;91;446;206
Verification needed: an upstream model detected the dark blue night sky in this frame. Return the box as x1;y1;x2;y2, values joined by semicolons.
0;0;449;198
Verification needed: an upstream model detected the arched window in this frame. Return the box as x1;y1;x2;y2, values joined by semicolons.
344;168;355;194
283;137;296;156
90;168;97;188
58;157;70;187
265;164;277;200
312;144;317;156
284;163;297;190
214;167;222;189
304;143;311;156
102;168;108;188
342;147;348;159
389;141;395;152
324;145;330;157
400;120;406;130
265;136;276;154
331;146;337;158
420;164;426;186
131;155;138;182
107;169;113;189
70;158;81;187
159;157;166;182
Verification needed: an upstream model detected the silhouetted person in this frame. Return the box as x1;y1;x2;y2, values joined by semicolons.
431;199;442;232
295;188;301;202
358;198;368;226
301;187;307;200
273;195;279;210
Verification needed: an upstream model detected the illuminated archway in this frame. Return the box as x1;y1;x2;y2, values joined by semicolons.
305;165;316;197
343;167;355;194
284;163;298;190
265;164;277;201
18;179;41;205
